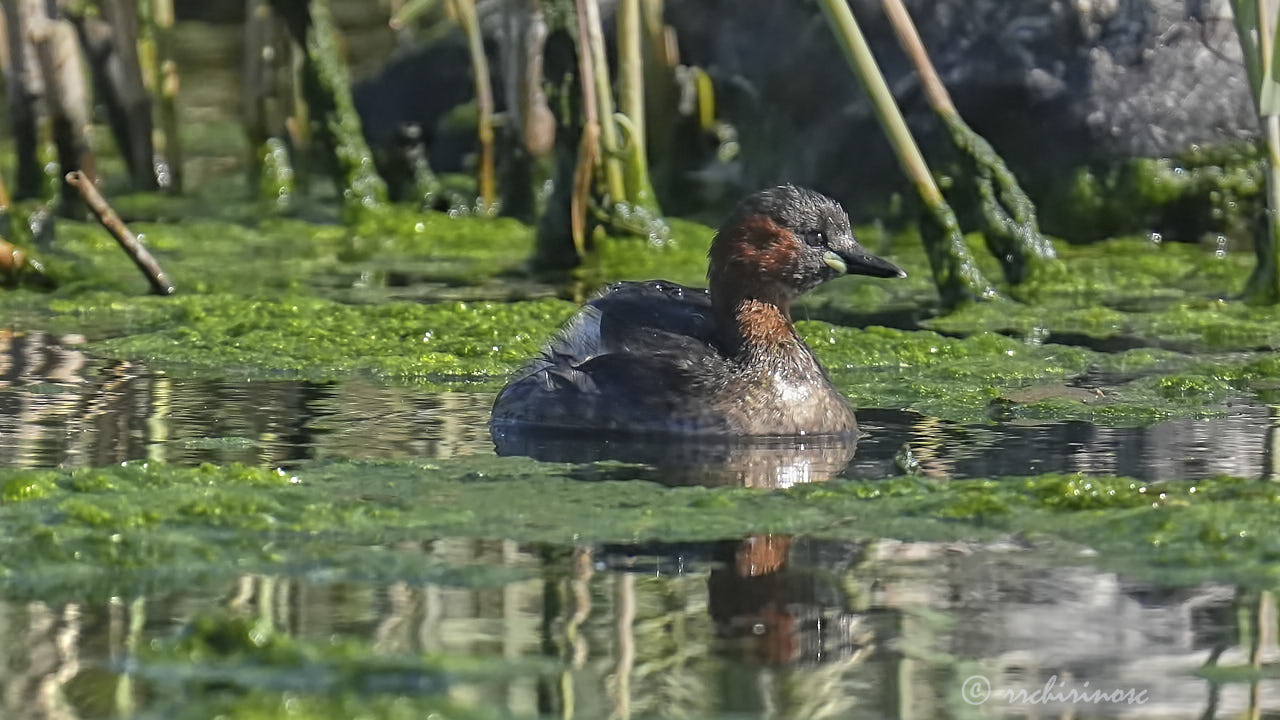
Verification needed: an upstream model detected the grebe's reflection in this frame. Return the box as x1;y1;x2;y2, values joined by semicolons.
497;427;871;669
491;426;858;487
601;535;874;668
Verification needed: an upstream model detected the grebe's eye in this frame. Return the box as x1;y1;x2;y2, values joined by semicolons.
803;230;826;247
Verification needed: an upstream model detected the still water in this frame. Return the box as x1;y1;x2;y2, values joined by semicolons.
3;329;1278;719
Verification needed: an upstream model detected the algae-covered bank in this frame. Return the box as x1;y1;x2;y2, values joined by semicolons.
4;182;1280;718
6;5;1280;720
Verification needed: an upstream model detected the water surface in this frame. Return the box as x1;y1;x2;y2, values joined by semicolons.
3;331;1278;719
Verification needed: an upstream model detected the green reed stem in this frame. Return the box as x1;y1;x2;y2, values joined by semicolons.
817;0;995;306
883;0;1054;285
616;0;658;210
1234;0;1280;303
579;0;626;203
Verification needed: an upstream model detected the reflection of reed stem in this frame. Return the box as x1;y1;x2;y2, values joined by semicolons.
420;582;443;653
568;546;592;668
147;376;171;464
611;573;635;720
258;574;276;628
115;597;145;717
375;582;413;652
1248;591;1274;720
1266;406;1280;482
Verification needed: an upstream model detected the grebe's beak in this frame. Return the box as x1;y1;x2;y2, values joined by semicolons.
823;244;907;279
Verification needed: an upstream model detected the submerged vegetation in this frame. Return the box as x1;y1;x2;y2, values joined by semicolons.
6;456;1280;600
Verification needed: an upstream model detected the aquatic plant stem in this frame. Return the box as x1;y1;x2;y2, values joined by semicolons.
578;0;626;204
816;0;995;306
880;0;953;114
154;0;184;192
452;0;497;209
639;0;677;158
498;0;553;220
269;0;387;220
882;0;1055;285
29;9;98;211
4;0;48;199
1245;116;1280;304
569;0;600;253
532;4;589;267
138;0;182;190
80;0;160;191
65;171;175;295
616;0;658;210
243;0;296;208
1238;0;1280;303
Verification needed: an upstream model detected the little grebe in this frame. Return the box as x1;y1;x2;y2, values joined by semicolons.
491;185;905;436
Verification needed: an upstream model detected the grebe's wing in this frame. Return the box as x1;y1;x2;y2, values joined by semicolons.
517;280;716;376
586;281;717;354
493;281;730;431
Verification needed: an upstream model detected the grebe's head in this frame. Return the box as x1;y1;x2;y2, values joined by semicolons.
708;185;904;310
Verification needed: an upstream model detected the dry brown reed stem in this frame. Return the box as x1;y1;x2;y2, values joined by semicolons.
578;0;625;202
571;125;599;254
881;0;955;114
65;171;175;295
571;0;601;252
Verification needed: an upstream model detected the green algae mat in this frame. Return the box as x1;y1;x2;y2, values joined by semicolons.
5;191;1280;718
4;458;1279;598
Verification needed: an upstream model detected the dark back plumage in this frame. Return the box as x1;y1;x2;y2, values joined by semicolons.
494;281;738;434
